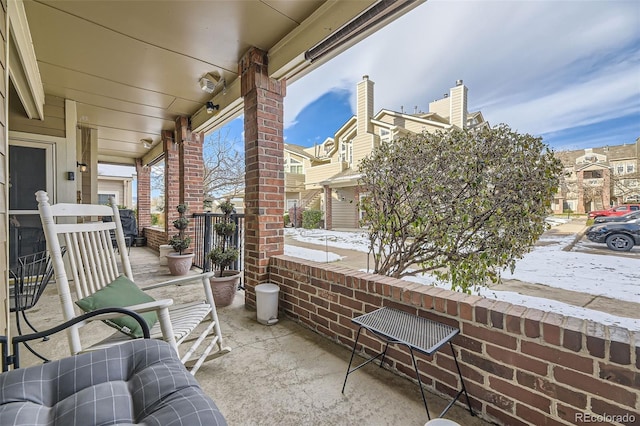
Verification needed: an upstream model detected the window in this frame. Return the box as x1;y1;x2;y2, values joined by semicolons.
627;164;635;174
583;170;602;179
617;165;625;174
285;157;303;174
98;193;117;205
150;158;166;228
340;140;353;165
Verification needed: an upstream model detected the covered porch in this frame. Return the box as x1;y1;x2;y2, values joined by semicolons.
13;246;487;425
4;1;638;425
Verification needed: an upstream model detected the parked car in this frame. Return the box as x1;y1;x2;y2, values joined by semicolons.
587;204;640;219
586;219;640;251
594;210;640;224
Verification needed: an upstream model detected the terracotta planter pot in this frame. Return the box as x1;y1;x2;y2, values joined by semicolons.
166;253;194;276
209;271;241;307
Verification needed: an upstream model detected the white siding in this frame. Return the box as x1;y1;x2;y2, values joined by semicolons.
331;187;358;228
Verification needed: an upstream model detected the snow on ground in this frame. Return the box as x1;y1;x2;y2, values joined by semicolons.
284;245;343;262
285;228;371;253
284;228;640;331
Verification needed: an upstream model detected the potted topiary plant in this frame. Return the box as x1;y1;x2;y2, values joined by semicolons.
166;204;194;276
206;200;241;306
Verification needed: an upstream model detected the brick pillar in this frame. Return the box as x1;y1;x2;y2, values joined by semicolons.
324;185;332;230
602;168;611;207
176;116;204;245
576;170;585;214
164;129;180;236
240;47;286;308
135;158;151;234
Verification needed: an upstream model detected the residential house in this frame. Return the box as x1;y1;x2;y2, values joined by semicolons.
302;76;487;229
97;174;134;208
554;140;639;214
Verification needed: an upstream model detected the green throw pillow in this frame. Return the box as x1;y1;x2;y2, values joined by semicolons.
75;275;157;338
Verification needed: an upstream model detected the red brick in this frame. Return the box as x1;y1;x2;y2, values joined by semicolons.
610;341;631;365
474;298;495;325
587;335;605;358
317;307;337;322
516;371;586;409
515;403;565;426
454;334;483;354
459;295;482;321
521;341;593;374
435;350;484;384
542;312;564;346
556;402;582;424
524;308;545;338
490;377;551;413
598;362;640;389
445;291;467;316
505;305;527;334
485;405;528;426
420;287;445;310
461;350;514;379
591;397;639;424
486;344;548;376
418;358;460;389
553;366;637;408
463;323;517;350
466;380;514;412
339;295;363;311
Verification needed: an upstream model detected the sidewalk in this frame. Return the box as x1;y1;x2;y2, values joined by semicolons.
285;218;640;320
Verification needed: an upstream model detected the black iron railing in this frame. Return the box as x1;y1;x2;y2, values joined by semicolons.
192;213;245;273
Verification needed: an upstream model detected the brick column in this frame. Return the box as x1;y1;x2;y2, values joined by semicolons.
135;158;151;234
164;129;180;236
602;168;611;207
324;185;332;230
176;116;204;246
576;170;585;214
240;47;286;308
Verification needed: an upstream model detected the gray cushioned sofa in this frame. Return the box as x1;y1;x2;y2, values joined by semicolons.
0;339;226;425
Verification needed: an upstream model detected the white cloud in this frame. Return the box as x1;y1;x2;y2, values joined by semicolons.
285;0;640;143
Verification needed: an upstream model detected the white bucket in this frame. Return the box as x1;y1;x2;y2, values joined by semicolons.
424;419;461;426
159;244;173;266
255;283;280;325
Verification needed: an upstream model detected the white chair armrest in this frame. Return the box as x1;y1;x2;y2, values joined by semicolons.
83;299;174;321
140;272;215;291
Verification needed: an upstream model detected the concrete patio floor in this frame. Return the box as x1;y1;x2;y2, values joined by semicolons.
11;246;491;426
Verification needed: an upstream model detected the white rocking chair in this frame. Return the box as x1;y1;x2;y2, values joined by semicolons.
36;191;230;374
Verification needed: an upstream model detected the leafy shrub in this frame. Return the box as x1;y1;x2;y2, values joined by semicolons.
302;209;323;229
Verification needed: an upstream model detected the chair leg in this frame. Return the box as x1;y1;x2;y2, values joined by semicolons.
15;310;49;363
21;312;49;341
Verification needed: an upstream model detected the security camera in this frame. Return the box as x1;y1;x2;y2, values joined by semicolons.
206;102;220;114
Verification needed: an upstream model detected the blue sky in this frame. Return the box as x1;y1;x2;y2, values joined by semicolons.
275;0;639;152
109;0;639;179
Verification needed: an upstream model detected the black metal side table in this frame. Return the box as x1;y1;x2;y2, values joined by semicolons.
341;307;473;420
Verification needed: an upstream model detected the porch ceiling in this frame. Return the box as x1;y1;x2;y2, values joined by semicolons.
17;0;423;165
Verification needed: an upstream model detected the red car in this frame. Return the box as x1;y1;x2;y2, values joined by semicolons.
588;204;640;219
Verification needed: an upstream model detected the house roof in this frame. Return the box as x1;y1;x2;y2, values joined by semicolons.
557;142;639;167
285;143;317;160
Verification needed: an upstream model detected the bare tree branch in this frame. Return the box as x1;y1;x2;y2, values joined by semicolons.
203;128;245;200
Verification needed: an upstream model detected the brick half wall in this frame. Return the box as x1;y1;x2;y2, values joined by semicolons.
268;255;639;426
144;227;167;252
